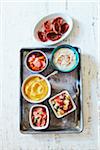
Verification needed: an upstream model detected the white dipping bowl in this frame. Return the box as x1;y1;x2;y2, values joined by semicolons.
33;13;73;45
29;104;49;130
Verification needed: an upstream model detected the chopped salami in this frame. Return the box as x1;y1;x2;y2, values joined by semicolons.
52;17;64;25
52;22;61;34
47;32;61;41
44;20;52;32
27;51;46;71
61;23;69;34
38;31;48;42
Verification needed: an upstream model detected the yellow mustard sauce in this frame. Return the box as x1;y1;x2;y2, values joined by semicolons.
24;77;48;101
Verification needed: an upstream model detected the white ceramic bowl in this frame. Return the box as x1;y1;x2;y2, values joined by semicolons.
33;13;73;45
29;105;49;130
25;50;48;73
49;90;76;118
21;74;51;103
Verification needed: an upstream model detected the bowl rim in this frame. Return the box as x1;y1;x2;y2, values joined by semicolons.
33;12;73;45
49;90;76;119
29;104;49;130
51;44;79;73
24;50;48;73
21;74;51;103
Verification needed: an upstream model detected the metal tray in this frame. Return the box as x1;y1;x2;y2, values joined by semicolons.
20;47;83;134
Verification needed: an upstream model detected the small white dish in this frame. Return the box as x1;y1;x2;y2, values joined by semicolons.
25;50;48;73
49;90;76;118
21;74;51;103
29;105;49;130
33;13;73;45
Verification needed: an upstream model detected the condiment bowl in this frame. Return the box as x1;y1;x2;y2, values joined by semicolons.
29;105;49;130
51;44;79;72
25;50;48;73
21;74;51;103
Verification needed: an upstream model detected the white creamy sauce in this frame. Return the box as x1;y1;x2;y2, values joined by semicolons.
53;48;76;71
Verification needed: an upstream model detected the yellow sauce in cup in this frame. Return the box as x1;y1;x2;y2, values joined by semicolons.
24;76;48;101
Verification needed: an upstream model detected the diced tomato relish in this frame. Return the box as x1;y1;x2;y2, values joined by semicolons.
31;107;47;127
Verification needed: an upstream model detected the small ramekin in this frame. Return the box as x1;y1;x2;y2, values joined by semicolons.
29;104;49;130
25;50;48;73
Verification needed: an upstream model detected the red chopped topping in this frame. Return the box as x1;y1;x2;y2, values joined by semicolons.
31;107;47;127
51;92;74;116
41;119;46;127
67;101;73;111
27;52;46;71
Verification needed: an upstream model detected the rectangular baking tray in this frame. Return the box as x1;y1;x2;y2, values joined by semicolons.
20;47;83;134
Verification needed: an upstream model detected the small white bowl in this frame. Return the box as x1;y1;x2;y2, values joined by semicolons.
21;74;51;103
33;13;73;45
25;50;48;73
29;105;49;130
49;90;76;118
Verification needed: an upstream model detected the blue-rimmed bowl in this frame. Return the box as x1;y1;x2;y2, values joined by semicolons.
51;45;79;73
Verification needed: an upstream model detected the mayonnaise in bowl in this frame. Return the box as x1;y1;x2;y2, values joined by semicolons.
52;45;79;72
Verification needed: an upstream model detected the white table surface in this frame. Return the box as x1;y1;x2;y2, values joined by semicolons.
0;1;99;150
